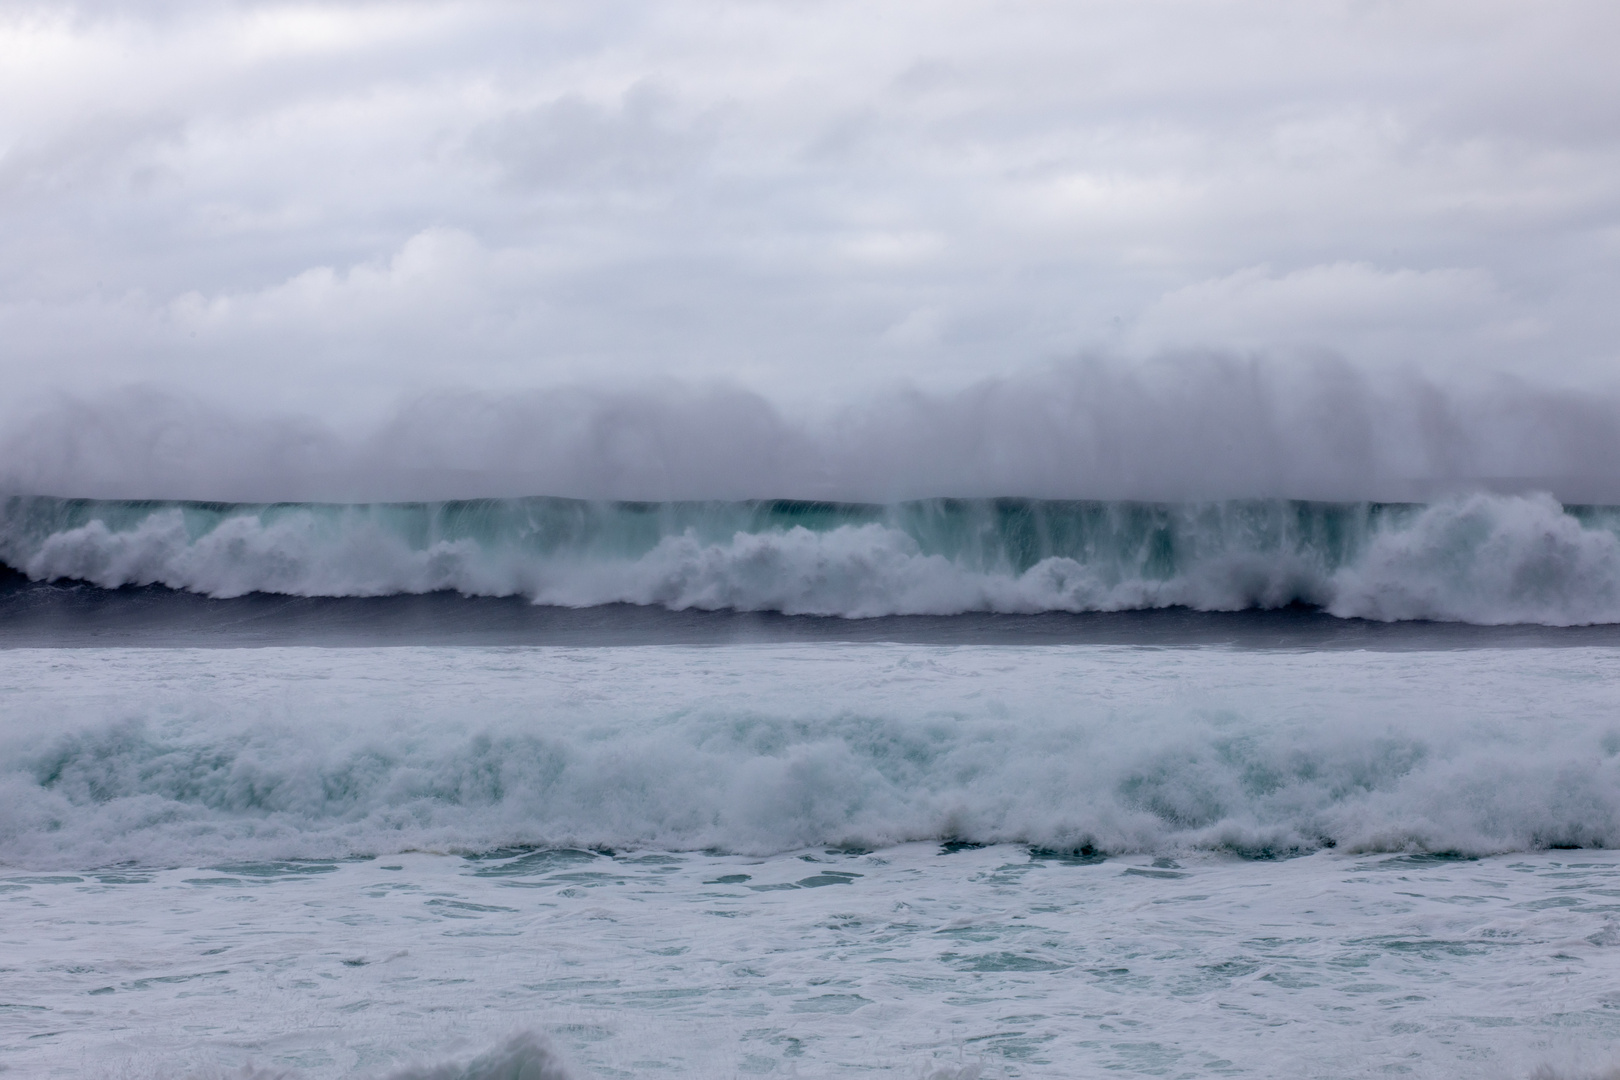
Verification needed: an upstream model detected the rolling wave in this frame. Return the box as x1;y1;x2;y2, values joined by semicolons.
4;646;1617;868
4;491;1620;624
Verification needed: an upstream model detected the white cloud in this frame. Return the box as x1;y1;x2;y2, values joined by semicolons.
1129;262;1512;363
170;227;500;330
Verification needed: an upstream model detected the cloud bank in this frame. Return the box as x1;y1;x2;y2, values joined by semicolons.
0;0;1616;421
1;1;1617;504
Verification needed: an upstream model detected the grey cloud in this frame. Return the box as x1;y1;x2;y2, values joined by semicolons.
478;84;713;190
0;0;1616;466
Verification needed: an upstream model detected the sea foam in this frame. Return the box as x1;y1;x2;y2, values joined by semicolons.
3;645;1617;870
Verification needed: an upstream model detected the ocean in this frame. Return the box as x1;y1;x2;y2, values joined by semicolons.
3;494;1620;1078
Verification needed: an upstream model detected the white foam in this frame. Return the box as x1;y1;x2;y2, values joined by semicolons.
8;847;1619;1078
3;645;1618;870
1330;493;1620;624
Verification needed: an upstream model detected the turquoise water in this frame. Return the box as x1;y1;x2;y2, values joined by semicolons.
5;493;1620;622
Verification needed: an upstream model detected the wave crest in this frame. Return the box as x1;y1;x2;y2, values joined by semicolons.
5;492;1620;624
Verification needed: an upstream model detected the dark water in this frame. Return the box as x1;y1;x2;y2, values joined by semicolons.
5;568;1620;649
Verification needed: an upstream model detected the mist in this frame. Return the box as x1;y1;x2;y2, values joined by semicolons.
4;357;1618;504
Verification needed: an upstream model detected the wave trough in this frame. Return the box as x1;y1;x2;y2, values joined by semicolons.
5;492;1620;624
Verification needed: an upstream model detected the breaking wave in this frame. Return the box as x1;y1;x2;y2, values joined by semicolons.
5;492;1620;624
4;645;1618;868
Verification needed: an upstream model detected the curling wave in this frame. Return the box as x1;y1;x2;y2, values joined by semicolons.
4;491;1620;624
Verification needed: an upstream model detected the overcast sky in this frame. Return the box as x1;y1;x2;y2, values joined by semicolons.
1;1;1619;498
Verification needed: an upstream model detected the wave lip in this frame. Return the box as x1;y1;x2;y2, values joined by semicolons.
4;491;1620;625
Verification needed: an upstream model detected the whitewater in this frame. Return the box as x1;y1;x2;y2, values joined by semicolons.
6;491;1620;625
4;644;1620;1078
7;390;1620;1077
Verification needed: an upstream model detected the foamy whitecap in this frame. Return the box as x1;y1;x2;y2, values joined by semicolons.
4;645;1618;869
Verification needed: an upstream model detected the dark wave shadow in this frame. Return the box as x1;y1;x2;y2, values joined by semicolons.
4;568;1619;649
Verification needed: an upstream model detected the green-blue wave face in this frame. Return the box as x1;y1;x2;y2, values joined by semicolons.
4;494;1619;623
0;495;1421;575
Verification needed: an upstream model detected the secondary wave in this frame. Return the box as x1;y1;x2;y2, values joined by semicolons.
4;492;1620;624
4;646;1617;868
